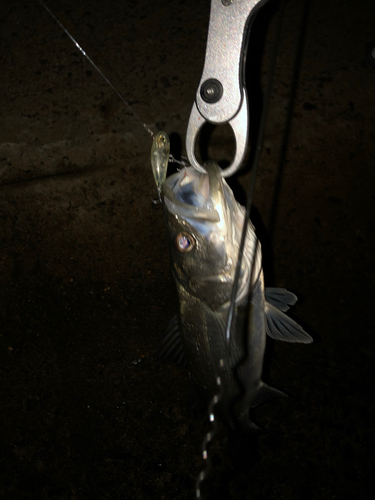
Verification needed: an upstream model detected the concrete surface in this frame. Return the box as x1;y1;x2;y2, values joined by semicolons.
1;0;374;499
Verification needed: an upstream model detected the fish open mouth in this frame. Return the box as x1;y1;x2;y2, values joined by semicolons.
162;163;228;224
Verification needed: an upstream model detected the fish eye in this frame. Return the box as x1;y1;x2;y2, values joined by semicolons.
175;232;195;253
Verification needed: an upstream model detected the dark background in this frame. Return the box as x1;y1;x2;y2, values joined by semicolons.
1;0;374;498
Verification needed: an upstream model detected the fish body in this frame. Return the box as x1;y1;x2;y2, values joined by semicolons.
161;162;311;434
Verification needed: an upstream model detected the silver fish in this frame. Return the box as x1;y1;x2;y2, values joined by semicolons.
160;161;312;436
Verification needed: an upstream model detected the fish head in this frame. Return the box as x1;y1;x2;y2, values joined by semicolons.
162;161;260;311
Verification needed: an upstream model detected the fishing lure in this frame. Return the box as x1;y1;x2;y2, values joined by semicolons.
151;131;170;202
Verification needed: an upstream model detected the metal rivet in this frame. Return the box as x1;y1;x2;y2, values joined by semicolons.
200;79;223;104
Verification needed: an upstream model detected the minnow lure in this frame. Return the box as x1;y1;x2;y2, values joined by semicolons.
151;131;170;201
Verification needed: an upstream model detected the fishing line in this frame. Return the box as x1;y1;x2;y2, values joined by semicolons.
168;154;190;167
195;1;286;497
37;0;155;139
268;0;311;240
225;0;286;348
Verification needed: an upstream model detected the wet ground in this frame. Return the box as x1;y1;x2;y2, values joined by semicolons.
1;0;375;498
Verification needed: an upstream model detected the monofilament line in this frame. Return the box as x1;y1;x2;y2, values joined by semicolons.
37;0;155;139
224;0;286;348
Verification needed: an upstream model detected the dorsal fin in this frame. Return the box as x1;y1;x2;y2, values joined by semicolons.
265;287;298;312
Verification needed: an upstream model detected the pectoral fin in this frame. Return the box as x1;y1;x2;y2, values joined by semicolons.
265;302;313;343
157;315;188;367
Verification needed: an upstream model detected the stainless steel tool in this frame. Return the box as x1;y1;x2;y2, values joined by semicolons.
186;0;266;177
